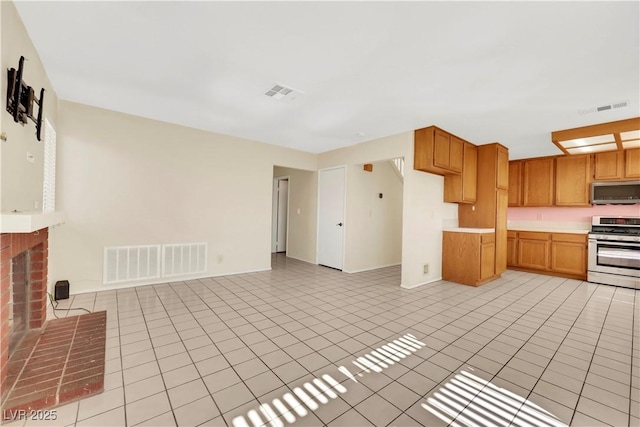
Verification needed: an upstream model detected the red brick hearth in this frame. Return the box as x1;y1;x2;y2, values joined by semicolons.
1;229;49;403
1;229;106;418
1;312;106;418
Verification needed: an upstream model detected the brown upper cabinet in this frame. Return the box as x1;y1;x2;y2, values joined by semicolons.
594;148;640;180
510;148;639;207
594;151;624;180
444;142;477;204
522;158;555;206
625;148;640;178
496;147;509;190
414;126;464;175
508;160;523;206
555;154;591;206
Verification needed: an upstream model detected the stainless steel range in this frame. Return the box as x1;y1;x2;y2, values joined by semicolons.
588;216;640;289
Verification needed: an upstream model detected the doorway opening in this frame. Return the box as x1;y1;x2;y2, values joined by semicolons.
272;176;289;254
271;166;318;267
317;159;404;273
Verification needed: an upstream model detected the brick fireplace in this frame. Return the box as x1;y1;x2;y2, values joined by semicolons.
0;228;48;403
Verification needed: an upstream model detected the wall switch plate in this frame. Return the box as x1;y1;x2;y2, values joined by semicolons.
26;152;35;163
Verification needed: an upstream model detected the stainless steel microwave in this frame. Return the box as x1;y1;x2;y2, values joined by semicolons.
591;181;640;205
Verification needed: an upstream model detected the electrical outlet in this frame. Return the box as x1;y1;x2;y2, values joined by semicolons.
423;264;429;274
217;254;224;264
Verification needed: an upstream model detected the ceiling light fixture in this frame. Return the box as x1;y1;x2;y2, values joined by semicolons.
551;117;640;155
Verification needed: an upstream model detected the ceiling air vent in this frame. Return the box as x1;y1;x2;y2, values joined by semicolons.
579;100;629;115
264;83;303;101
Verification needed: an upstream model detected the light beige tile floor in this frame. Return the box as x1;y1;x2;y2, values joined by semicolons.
4;253;639;426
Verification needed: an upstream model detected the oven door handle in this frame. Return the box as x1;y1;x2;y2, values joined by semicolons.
589;239;640;248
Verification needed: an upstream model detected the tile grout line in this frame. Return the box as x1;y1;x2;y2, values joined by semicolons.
567;285;618;426
146;282;224;426
31;255;637;427
55;316;81;407
431;276;592;426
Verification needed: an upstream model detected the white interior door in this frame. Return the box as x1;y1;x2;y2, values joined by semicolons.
318;167;345;269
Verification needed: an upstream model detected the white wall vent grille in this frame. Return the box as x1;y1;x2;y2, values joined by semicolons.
264;82;303;101
579;100;629;115
162;243;207;278
104;245;161;285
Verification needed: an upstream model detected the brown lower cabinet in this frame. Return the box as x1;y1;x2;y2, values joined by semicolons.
507;230;587;279
443;231;497;286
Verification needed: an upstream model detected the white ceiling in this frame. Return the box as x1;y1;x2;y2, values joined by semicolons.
14;1;640;159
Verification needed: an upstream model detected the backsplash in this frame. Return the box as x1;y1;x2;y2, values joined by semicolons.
508;205;640;225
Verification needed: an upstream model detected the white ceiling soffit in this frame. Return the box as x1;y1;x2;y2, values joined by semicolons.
13;1;640;158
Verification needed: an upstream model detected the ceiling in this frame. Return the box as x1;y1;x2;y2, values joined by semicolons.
14;1;640;159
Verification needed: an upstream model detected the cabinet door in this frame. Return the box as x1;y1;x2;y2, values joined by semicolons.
625;148;640;178
507;236;517;266
463;143;477;202
508;161;523;206
433;129;452;170
496;146;509;190
555;155;591;206
523;158;555;206
594;151;624;180
495;189;508;274
449;136;464;174
550;241;586;277
480;242;496;280
443;142;477;204
442;232;480;285
517;233;550;270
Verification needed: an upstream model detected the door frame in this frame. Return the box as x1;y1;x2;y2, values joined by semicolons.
316;165;347;269
272;175;290;254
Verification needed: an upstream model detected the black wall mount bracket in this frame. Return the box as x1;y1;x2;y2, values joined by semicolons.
6;56;45;141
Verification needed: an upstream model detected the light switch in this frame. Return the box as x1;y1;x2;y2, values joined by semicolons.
297;208;301;214
26;152;35;163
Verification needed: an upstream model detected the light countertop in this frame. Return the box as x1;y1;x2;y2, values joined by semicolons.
508;227;589;234
443;227;495;234
507;220;590;234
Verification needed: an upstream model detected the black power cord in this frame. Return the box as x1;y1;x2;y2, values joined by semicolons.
48;293;92;319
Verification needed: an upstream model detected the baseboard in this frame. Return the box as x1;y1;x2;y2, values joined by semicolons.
343;263;401;274
68;267;273;295
284;254;316;265
401;276;442;289
507;266;586;281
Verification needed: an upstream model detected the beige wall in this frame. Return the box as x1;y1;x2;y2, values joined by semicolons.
344;161;403;272
51;101;316;293
318;131;458;288
4;0;457;292
1;1;58;212
273;166;317;264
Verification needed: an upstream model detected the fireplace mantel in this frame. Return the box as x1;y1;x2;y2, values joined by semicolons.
0;211;65;233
